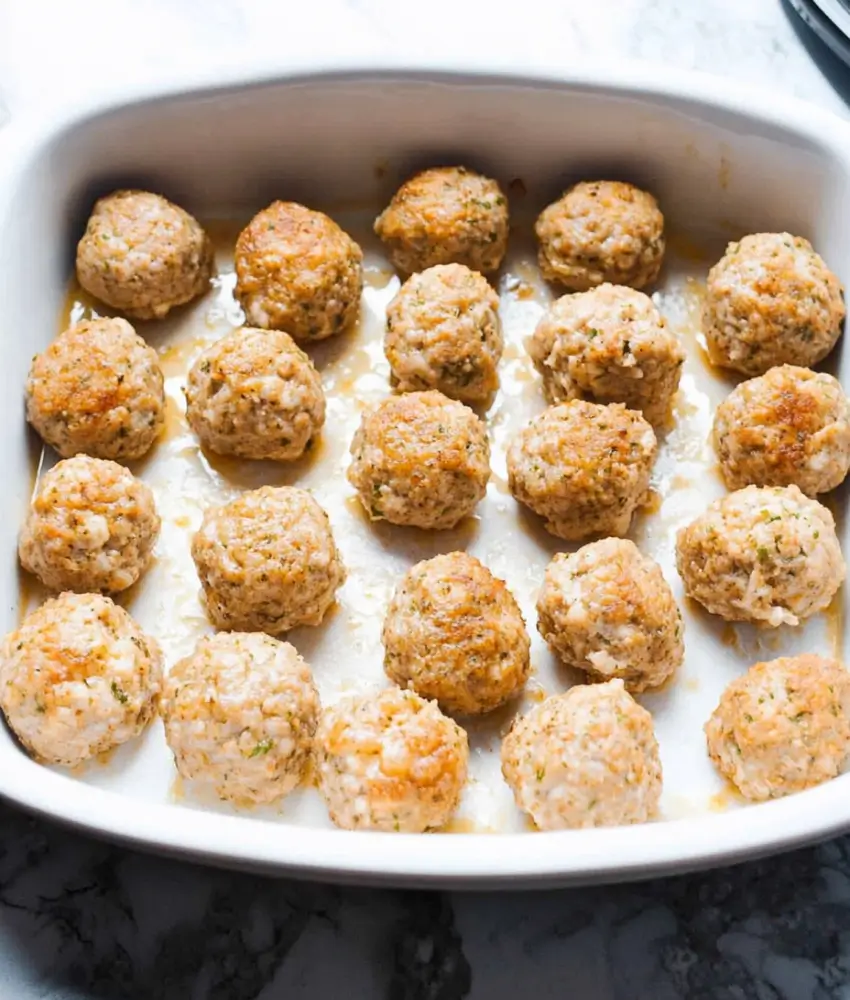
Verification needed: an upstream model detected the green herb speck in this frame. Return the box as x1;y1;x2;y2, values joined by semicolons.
110;682;128;704
249;738;274;757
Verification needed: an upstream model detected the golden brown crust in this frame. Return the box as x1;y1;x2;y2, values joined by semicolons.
713;365;850;493
383;552;530;714
705;655;850;800
185;327;325;460
703;233;845;375
385;263;503;403
507;400;657;540
316;688;468;831
76;189;214;319
234;202;363;340
535;181;665;291
26;318;165;460
375;167;509;275
348;390;490;530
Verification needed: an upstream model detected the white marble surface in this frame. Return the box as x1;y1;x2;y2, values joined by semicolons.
4;1;850;997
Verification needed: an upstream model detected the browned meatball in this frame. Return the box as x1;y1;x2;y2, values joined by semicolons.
0;593;162;767
375;167;509;275
192;486;345;634
76;189;213;319
348;391;490;530
234;202;363;341
535;181;665;291
383;552;530;715
705;655;850;801
713;366;850;494
703;233;845;375
385;264;503;403
26;317;165;460
19;456;160;594
507;400;657;540
185;327;325;461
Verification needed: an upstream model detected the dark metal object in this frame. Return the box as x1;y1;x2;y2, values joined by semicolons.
788;0;850;66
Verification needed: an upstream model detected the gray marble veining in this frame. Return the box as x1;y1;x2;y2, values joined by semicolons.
4;0;850;997
4;797;850;998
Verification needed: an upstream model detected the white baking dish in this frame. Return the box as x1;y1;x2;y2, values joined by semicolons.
2;60;850;887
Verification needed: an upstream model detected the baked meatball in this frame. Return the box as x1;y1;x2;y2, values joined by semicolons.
160;632;320;805
501;680;662;830
385;263;503;403
676;484;844;627
705;655;850;801
234;201;363;341
348;391;490;530
529;284;684;424
191;486;345;634
0;593;161;767
26;317;165;460
703;233;845;375
185;327;325;461
19;456;160;594
535;181;665;291
316;687;468;832
374;166;509;275
537;539;683;692
713;365;850;495
76;189;213;319
507;400;657;541
383;552;530;715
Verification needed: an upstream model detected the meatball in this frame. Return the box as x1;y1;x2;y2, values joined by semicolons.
507;400;657;541
185;327;325;461
0;593;161;766
529;284;684;424
316;687;468;831
501;680;662;830
374;166;509;276
676;484;844;627
26;317;165;460
348;391;490;530
234;201;363;341
160;632;320;805
702;233;845;375
713;365;850;495
705;655;850;801
537;539;683;692
383;552;530;715
76;189;213;319
19;456;160;594
192;486;345;634
535;181;665;292
385;264;503;403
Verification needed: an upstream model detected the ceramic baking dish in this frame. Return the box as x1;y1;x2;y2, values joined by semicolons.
2;60;850;888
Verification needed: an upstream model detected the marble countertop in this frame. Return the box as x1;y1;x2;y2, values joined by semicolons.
3;1;850;997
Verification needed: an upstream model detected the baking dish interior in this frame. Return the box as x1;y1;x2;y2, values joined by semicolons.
1;69;850;884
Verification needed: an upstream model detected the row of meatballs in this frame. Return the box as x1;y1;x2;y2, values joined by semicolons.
71;171;847;423
17;444;847;635
72;171;845;373
28;183;850;537
4;545;849;832
24;300;850;546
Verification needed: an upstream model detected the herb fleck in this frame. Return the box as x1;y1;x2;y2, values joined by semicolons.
111;682;128;704
249;738;274;757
